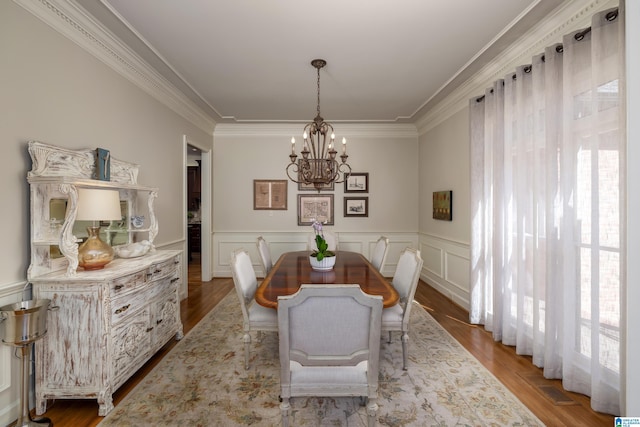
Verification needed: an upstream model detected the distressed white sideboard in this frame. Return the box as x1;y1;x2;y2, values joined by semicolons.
33;252;183;415
27;141;183;416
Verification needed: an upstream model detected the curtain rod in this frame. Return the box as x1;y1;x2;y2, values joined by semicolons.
474;8;618;103
575;9;618;41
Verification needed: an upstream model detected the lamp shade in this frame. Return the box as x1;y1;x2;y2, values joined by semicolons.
76;188;122;221
76;189;122;271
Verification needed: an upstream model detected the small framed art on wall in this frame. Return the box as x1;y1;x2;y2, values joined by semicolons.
432;190;452;221
344;197;368;217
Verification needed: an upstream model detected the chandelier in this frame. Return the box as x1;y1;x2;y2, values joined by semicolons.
286;59;351;192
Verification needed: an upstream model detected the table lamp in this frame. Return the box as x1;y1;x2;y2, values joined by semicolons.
76;188;122;270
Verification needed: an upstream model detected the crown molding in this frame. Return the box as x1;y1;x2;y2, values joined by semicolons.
213;123;418;139
14;0;217;134
15;0;616;137
415;0;618;136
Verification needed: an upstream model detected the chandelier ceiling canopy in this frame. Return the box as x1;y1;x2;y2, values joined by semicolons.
286;59;351;192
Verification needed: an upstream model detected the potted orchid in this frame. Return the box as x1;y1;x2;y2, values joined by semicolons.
309;219;336;271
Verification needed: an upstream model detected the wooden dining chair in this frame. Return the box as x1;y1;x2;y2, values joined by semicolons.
369;236;389;272
255;236;273;276
381;247;423;370
277;284;382;427
230;249;278;369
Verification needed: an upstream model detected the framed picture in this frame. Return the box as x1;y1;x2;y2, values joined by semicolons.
253;180;288;210
344;197;368;217
297;194;334;225
344;172;368;193
433;190;452;221
298;180;334;191
297;160;334;191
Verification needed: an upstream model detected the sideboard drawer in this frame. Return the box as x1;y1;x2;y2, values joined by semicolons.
111;284;151;325
110;271;146;296
147;256;179;281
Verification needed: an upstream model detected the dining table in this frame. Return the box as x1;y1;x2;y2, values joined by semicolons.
255;250;399;309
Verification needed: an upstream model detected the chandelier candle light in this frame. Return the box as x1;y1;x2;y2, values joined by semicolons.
286;59;352;192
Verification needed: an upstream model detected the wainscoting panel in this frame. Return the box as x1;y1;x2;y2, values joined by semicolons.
445;251;469;291
213;232;419;278
338;241;364;255
419;233;470;310
422;243;444;278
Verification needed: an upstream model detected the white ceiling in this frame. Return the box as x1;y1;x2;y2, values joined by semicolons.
78;0;564;124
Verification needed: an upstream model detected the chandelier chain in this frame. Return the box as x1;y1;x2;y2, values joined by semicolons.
286;59;351;192
316;65;321;118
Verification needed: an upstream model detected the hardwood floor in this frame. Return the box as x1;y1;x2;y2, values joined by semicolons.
413;284;614;427
28;255;614;427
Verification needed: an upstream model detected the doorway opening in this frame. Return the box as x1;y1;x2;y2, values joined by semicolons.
187;150;201;277
184;136;212;286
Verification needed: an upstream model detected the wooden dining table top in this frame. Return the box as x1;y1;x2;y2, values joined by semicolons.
255;250;399;309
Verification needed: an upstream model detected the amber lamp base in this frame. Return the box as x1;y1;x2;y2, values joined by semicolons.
78;226;115;270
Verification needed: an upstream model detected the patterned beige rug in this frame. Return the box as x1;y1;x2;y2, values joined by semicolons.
99;290;543;426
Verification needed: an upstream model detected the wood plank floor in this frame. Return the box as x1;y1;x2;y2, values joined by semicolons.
413;284;614;427
25;255;614;427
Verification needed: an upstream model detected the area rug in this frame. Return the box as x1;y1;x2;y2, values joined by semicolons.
98;290;543;426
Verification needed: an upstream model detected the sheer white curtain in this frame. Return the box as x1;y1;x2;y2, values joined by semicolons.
469;7;624;414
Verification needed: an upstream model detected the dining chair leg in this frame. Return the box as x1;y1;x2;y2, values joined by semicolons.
366;397;378;427
243;332;251;370
280;397;291;427
401;332;409;370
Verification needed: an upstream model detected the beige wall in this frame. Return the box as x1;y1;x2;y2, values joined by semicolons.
419;108;470;242
417;109;471;308
0;2;211;422
213;125;418;232
211;124;421;277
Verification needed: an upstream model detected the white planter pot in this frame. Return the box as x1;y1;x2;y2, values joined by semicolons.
309;255;336;271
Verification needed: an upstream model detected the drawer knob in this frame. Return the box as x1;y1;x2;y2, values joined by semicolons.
115;304;130;314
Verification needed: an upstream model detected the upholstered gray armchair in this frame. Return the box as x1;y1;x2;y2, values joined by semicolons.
230;249;278;369
277;284;382;427
256;236;273;276
381;247;423;370
369;236;389;272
